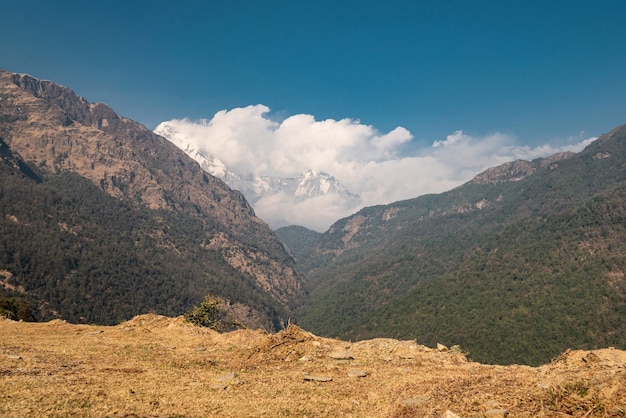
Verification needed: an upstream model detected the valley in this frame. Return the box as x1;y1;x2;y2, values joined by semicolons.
1;68;625;371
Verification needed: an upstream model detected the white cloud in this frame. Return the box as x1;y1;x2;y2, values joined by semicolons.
157;106;595;232
253;193;362;232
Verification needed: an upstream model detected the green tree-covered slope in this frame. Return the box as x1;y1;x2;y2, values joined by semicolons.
296;124;626;365
0;155;283;326
274;225;321;263
0;69;304;328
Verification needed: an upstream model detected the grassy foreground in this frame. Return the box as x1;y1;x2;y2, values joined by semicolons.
1;314;625;417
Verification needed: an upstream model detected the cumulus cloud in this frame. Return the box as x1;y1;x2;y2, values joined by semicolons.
254;193;362;232
157;106;595;232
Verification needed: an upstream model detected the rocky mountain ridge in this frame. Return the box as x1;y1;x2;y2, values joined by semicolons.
470;151;575;185
0;68;303;327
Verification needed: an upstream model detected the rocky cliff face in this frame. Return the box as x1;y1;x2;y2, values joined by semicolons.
470;152;575;185
0;69;304;325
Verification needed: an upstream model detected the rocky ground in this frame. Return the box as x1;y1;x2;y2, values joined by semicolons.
1;314;625;417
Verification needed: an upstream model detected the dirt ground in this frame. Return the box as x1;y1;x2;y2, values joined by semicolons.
1;314;625;417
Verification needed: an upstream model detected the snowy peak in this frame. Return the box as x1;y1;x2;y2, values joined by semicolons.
154;122;238;180
294;170;355;200
154;124;362;230
153;124;359;203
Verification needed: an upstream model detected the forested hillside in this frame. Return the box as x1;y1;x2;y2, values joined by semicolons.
0;69;304;328
296;124;626;365
0;162;281;325
274;225;321;263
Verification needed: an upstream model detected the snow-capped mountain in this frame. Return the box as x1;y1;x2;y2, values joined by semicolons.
253;169;358;203
154;123;359;205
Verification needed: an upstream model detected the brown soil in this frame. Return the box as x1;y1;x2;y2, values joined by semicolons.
1;314;625;417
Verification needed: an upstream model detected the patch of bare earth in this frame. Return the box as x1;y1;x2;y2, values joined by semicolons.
1;315;625;417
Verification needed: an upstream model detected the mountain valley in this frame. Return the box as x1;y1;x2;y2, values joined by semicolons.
1;68;625;369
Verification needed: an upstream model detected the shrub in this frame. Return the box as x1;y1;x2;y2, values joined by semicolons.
184;294;225;330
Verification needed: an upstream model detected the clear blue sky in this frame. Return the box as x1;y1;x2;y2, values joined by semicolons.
2;0;625;147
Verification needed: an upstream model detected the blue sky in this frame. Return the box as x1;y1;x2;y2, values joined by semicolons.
3;1;625;145
3;1;626;230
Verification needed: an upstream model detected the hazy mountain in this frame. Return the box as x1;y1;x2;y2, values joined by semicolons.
0;69;304;328
274;225;322;263
154;121;359;222
295;125;626;365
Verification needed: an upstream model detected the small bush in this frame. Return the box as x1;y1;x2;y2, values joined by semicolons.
184;295;225;330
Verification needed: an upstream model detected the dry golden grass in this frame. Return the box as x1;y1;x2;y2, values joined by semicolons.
1;314;625;417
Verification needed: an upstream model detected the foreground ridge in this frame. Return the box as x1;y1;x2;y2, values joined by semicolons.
1;314;625;417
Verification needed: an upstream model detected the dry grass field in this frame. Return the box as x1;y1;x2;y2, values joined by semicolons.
1;314;625;417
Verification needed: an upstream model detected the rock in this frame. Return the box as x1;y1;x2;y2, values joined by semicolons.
437;343;449;352
403;396;430;405
445;410;460;418
483;401;501;409
347;369;369;378
328;351;354;360
303;375;333;382
485;408;509;417
298;355;313;362
210;372;238;389
216;372;237;382
582;352;600;363
610;406;626;415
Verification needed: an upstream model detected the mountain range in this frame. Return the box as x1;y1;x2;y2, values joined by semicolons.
1;69;625;367
0;68;303;329
154;121;360;229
